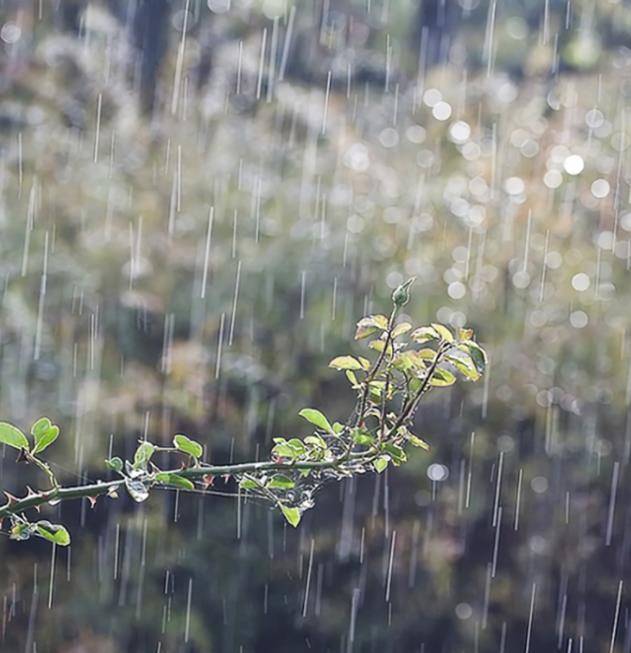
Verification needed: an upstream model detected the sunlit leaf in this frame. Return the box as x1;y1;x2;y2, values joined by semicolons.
409;378;423;394
239;478;258;490
464;341;487;375
410;326;440;344
417;348;437;361
173;434;203;459
304;435;326;448
31;418;52;439
267;474;295;490
406;433;431;450
105;457;123;473
357;356;371;370
458;327;474;341
391;322;412;338
352;429;375;447
0;422;29;450
133;442;155;469
383;443;406;465
36;521;70;547
373;456;389;473
280;504;301;527
355;314;388;339
368;380;385;399
273;436;307;459
10;522;32;541
369;339;393;356
429;367;456;387
329;356;364;371
332;422;345;435
272;442;297;459
431;323;454;343
287;438;307;454
446;351;480;381
155;472;194;490
32;420;60;455
298;408;333;433
392;350;426;372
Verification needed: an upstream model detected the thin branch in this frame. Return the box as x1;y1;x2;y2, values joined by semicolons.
386;343;448;438
355;305;399;428
0;454;376;521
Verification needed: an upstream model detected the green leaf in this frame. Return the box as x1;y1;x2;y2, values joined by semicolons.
368;339;393;356
405;433;431;450
383;443;407;465
355;314;389;339
352;429;374;447
36;521;71;547
105;457;124;473
155;472;194;490
408;436;430;450
272;438;299;458
458;327;474;341
10;522;33;541
31;418;52;438
409;378;423;394
133;442;155;468
173;434;203;459
0;422;29;450
272;437;306;459
392;350;426;372
429;368;456;387
446;351;480;381
298;408;333;433
417;348;437;361
368;381;385;399
287;438;307;455
391;322;412;338
32;421;60;455
304;435;327;448
239;478;259;490
280;504;301;527
267;474;295;490
463;341;487;375
273;442;298;458
329;356;364;371
373;456;389;473
410;326;440;344
431;323;454;343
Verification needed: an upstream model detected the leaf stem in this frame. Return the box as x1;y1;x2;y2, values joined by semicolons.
354;304;399;428
386;341;448;438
